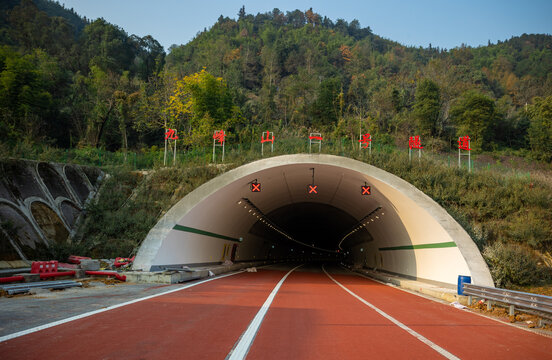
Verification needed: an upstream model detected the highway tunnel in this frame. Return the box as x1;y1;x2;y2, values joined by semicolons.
133;154;493;287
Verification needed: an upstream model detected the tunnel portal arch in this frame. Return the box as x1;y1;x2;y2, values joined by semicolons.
133;154;493;287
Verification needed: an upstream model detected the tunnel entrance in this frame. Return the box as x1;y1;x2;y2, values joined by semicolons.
133;154;493;287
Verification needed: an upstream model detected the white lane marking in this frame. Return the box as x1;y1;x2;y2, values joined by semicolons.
342;266;552;339
322;266;460;360
0;270;246;343
226;264;303;360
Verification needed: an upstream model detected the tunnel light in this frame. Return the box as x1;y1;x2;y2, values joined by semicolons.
360;248;364;252
238;200;242;205
376;216;379;219
371;219;374;222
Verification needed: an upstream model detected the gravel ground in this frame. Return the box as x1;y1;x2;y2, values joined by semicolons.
0;280;185;337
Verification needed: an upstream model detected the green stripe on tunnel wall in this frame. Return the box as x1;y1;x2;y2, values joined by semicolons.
173;224;241;242
379;241;457;251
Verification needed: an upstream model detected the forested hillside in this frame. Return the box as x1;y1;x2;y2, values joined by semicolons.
167;8;552;157
0;0;165;151
1;1;551;160
1;1;551;287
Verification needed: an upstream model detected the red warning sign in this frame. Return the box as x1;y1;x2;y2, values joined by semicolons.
250;182;261;192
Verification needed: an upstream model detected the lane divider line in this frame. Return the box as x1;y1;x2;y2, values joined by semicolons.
226;264;303;360
322;265;460;360
342;265;552;339
0;269;247;343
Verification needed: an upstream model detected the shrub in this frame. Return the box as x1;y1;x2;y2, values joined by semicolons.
483;242;544;287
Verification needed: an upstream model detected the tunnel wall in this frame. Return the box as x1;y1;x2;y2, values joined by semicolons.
133;154;493;287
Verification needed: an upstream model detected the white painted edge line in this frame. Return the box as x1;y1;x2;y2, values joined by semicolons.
344;266;552;339
322;265;460;360
0;270;246;343
226;264;303;360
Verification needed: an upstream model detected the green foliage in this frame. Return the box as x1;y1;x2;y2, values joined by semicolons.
0;46;57;146
312;77;343;126
74;165;223;258
1;2;552;160
483;242;548;287
527;96;552;161
413;79;440;137
450;90;497;151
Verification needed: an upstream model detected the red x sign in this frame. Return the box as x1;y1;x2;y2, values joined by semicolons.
308;184;318;194
361;185;371;195
250;182;261;192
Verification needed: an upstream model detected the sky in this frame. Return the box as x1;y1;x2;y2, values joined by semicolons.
60;0;552;51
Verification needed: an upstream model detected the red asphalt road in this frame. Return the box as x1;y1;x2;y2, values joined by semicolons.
0;269;288;359
1;264;551;359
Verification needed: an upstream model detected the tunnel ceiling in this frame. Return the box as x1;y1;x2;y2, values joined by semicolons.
232;162;386;252
134;154;494;287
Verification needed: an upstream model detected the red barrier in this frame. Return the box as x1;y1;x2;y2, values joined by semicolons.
85;271;126;282
113;256;135;268
31;261;58;274
0;275;24;283
39;271;76;279
68;255;91;264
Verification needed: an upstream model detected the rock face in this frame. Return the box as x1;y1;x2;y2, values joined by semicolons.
0;159;103;261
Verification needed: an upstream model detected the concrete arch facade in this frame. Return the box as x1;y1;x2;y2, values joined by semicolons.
133;154;493;287
0;159;103;261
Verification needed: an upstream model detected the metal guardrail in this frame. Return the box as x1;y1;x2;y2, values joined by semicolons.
0;280;82;295
463;283;552;318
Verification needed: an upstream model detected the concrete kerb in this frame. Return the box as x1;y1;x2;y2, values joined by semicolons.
350;267;470;305
124;260;277;284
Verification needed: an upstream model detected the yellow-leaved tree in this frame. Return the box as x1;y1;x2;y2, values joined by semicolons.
167;68;237;147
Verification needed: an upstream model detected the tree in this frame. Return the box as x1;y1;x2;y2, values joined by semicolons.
83;65;118;147
311;77;342;126
167;69;235;146
0;46;53;145
413;79;440;137
81;19;134;75
450;90;497;151
238;6;246;21
527;96;552;161
130;35;165;81
8;0;75;63
114;72;140;157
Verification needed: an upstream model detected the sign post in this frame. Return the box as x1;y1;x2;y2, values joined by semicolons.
164;128;178;166
309;133;323;153
408;135;423;163
358;133;372;155
261;131;274;156
458;135;471;172
213;130;225;163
